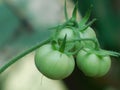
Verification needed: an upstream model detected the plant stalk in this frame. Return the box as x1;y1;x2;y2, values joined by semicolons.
0;38;51;74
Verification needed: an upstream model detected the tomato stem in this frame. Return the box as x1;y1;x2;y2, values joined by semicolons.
72;38;100;49
66;46;83;56
0;38;51;74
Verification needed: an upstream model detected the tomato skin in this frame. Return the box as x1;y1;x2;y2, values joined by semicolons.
80;27;97;48
80;27;96;38
57;27;97;49
57;28;75;41
76;49;111;77
35;44;75;79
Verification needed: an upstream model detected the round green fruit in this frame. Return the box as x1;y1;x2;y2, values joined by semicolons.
35;44;75;79
76;48;111;77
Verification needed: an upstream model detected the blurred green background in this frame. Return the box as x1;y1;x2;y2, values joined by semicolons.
0;0;120;90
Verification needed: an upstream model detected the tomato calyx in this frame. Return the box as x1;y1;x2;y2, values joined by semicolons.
50;34;75;55
79;5;92;27
79;18;97;32
49;1;95;34
47;1;101;55
76;49;111;77
83;48;120;57
59;34;67;52
64;0;68;20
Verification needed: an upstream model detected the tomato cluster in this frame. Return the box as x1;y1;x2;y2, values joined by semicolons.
34;2;119;80
34;25;112;79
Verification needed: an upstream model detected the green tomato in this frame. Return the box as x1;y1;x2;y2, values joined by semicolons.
79;27;97;48
57;28;75;41
80;27;96;38
76;49;111;77
35;44;75;80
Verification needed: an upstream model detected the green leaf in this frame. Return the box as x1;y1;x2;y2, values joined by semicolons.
51;40;59;50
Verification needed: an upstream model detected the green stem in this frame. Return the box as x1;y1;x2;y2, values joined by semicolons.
0;38;51;74
72;38;100;49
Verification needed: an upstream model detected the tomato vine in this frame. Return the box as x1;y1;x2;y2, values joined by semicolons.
0;0;120;80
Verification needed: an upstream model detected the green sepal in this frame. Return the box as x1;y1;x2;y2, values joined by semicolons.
71;1;78;21
79;18;97;32
51;39;59;50
70;38;99;50
99;50;120;57
79;5;93;28
65;42;75;51
85;48;120;57
59;34;67;53
65;46;83;56
64;0;68;20
48;19;72;31
72;27;81;39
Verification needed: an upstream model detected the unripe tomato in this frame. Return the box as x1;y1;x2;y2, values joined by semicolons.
57;28;75;41
76;49;111;77
35;44;75;80
80;27;96;38
80;27;97;48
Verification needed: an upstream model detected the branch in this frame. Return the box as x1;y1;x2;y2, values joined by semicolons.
0;38;51;74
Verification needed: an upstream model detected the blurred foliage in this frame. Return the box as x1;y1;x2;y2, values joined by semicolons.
0;0;61;60
0;0;62;90
67;0;120;90
0;0;64;90
76;0;120;50
0;3;20;47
